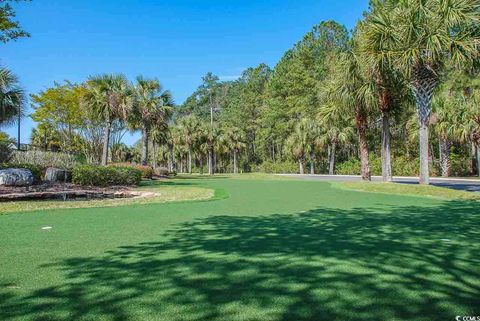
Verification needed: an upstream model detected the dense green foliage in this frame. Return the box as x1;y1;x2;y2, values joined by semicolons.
0;0;29;43
258;160;299;174
72;165;142;186
109;163;154;179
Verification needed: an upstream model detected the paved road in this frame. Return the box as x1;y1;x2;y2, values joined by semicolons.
277;174;480;192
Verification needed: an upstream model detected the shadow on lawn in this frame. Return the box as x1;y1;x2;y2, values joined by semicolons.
1;201;480;320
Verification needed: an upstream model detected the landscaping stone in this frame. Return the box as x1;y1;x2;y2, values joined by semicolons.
44;167;71;183
0;168;34;186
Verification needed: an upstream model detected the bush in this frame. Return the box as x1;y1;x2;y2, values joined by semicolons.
72;165;142;186
258;161;299;174
10;150;78;169
336;159;362;175
336;155;438;177
0;163;42;181
0;141;12;163
154;167;170;176
448;153;472;177
110;163;153;179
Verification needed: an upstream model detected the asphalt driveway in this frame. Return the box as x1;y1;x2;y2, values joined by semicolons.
278;174;480;192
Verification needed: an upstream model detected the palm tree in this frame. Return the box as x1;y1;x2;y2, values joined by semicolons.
362;0;480;184
150;123;170;170
359;12;410;182
0;67;25;133
224;127;246;174
132;76;173;166
83;74;133;166
433;92;467;177
202;123;222;175
176;115;201;174
285;119;318;174
321;46;377;180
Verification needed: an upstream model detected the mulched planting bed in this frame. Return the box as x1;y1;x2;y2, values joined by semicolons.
0;183;138;202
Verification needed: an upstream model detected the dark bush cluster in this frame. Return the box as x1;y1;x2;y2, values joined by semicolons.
258;161;299;174
109;163;153;179
336;156;441;177
0;141;12;163
72;165;142;186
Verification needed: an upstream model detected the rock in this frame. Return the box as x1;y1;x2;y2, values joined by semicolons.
0;168;34;186
44;167;71;183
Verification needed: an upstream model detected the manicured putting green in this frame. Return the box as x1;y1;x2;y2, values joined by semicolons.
1;176;479;321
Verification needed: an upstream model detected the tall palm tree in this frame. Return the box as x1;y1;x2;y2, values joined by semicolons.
362;0;480;184
150;123;170;170
176;115;201;174
359;11;409;182
433;92;468;177
224;127;246;174
321;46;377;180
132;76;173;166
285;119;319;174
83;74;133;166
202;123;222;175
0;67;25;131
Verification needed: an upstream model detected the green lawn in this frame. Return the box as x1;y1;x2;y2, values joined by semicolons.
1;176;479;321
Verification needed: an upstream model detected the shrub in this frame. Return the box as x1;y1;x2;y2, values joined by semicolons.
0;141;12;163
72;165;142;186
336;159;362;175
110;163;153;179
154;167;170;177
336;155;438;177
258;161;299;174
10;150;78;169
448;153;472;177
0;163;42;181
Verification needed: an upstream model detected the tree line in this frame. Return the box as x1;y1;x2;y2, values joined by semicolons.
2;0;480;185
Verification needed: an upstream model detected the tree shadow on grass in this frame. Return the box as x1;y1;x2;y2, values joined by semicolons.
1;201;480;321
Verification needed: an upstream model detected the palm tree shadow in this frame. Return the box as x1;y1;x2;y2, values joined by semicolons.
1;201;480;321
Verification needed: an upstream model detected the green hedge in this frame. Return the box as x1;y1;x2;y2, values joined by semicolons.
448;153;472;177
72;165;142;186
109;163;153;179
0;163;43;181
258;161;299;174
336;155;438;177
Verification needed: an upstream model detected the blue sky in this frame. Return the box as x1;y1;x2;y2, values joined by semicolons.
1;0;369;145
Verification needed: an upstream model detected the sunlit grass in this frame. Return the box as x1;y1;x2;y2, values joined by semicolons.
1;176;479;320
0;183;214;214
335;181;480;200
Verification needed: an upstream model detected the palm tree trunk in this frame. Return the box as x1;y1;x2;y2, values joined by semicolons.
412;63;438;185
299;160;304;175
101;121;111;166
199;155;204;175
439;136;451;177
381;112;392;182
477;144;480;178
329;142;336;175
310;151;315;175
152;143;157;170
188;147;192;174
168;146;174;172
419;122;430;184
356;110;371;181
233;149;238;174
141;127;149;166
208;147;214;175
